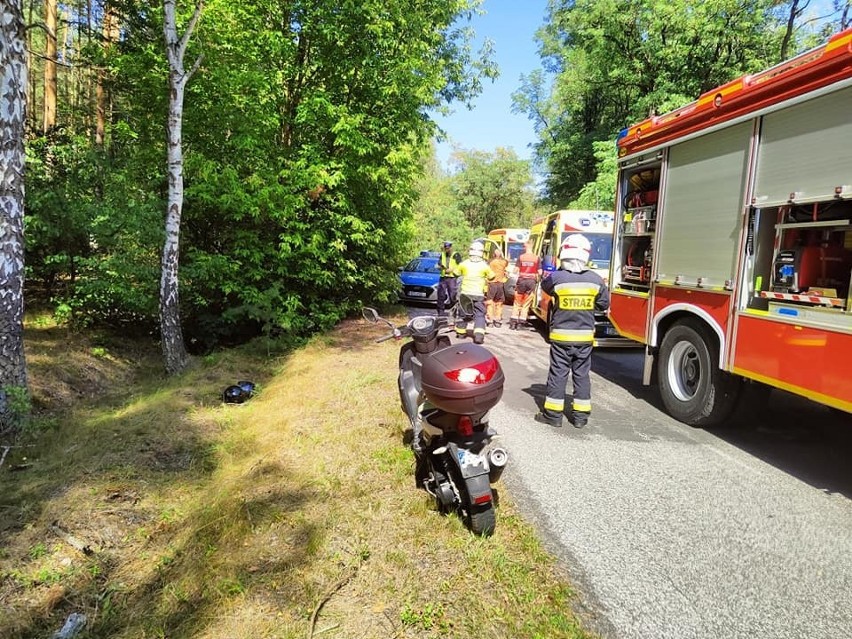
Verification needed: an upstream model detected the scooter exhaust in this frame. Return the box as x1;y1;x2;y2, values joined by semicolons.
487;447;508;483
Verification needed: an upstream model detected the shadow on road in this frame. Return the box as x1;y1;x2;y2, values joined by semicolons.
590;347;852;499
519;382;547;413
722;389;852;499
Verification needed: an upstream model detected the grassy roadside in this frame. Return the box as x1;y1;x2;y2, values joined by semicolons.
0;311;597;639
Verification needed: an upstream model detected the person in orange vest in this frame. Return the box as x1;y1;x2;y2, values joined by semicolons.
509;241;541;330
485;247;509;327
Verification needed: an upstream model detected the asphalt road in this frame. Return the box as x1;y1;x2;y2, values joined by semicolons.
407;304;852;639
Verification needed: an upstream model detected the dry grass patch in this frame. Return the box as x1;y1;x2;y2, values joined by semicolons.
0;314;596;639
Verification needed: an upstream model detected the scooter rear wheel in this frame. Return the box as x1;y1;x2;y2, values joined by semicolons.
448;464;496;537
467;503;496;537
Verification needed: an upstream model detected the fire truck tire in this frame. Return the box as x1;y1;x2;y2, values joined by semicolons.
658;320;742;427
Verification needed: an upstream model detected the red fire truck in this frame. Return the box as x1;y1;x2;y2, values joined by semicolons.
609;27;852;425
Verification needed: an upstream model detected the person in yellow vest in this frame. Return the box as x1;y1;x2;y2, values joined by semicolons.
453;241;493;344
436;241;462;317
485;247;509;327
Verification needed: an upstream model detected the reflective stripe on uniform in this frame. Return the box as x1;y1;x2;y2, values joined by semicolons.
473;327;486;335
550;328;595;343
572;398;592;413
544;396;564;412
553;282;600;312
553;282;601;296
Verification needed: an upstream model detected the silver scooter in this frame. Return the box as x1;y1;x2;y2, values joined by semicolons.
363;300;508;536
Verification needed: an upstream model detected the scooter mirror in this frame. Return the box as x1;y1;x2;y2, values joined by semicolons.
362;307;380;323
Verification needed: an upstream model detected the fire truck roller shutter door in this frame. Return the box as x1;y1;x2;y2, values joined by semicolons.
657;121;752;287
754;85;852;207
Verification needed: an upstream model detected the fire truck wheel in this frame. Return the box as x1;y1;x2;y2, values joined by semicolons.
658;320;742;427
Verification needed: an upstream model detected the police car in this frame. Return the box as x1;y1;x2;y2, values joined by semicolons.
397;252;442;305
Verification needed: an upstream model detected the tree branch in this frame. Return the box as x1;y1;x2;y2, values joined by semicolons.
177;3;204;63
187;54;203;82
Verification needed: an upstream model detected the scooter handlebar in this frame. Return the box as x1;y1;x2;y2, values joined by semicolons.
375;327;405;343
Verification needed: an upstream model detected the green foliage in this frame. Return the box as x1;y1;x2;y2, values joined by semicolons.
410;143;469;252
25;126;165;329
516;0;831;204
27;543;48;560
409;143;542;258
400;601;449;631
567;141;617;211
23;0;495;349
0;385;31;434
449;147;538;233
25;132;101;297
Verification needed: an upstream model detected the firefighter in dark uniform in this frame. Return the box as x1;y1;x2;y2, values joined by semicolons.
534;234;610;428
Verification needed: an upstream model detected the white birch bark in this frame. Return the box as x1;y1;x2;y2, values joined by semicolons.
160;0;202;375
0;1;30;434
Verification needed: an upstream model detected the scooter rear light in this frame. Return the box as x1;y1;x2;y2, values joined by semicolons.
443;358;499;384
457;415;474;436
473;493;492;505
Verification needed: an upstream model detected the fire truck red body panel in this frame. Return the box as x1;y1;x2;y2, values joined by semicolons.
652;287;732;340
732;315;852;405
608;292;649;343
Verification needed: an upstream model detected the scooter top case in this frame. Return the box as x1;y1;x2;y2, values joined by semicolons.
420;343;504;415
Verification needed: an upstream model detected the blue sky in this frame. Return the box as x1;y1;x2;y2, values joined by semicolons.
433;0;550;169
431;0;844;172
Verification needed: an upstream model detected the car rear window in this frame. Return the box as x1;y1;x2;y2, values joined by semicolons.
405;258;441;273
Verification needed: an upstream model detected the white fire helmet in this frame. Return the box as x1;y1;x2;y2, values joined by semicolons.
469;241;485;258
559;234;591;263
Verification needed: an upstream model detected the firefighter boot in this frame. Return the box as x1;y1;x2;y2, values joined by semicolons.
571;412;589;429
509;319;517;330
534;411;563;427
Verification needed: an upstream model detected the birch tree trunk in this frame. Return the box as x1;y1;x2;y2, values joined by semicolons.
160;0;202;375
0;1;30;435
